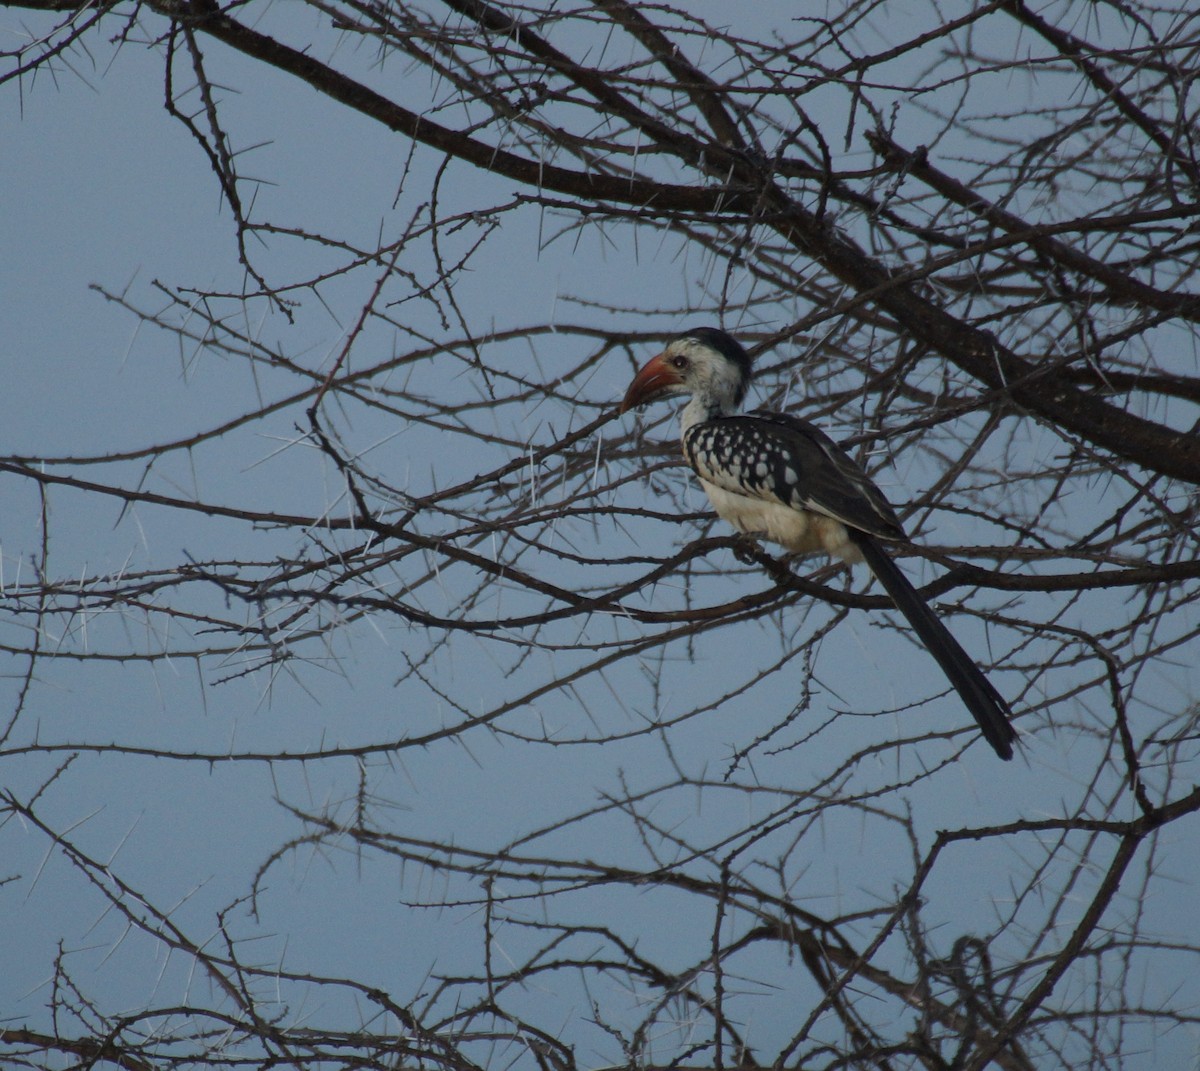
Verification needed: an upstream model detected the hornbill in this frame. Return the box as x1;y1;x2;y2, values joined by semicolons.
620;327;1016;760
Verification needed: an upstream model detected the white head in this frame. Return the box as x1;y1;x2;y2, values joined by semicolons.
620;328;753;419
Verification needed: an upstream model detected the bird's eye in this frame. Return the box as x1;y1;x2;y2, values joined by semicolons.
670;354;688;370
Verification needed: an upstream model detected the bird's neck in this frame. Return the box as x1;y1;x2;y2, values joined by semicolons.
679;391;736;437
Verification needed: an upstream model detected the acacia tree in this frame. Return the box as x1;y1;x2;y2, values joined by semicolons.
3;2;1200;1069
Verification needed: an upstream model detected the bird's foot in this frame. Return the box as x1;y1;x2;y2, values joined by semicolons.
731;534;764;567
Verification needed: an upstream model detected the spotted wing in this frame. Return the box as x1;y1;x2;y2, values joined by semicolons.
682;410;906;541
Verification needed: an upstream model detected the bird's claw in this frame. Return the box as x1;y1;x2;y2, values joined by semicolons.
731;534;762;566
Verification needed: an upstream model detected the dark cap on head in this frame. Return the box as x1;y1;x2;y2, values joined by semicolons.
676;327;753;406
678;327;752;374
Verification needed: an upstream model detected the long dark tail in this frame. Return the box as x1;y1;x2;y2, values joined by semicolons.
849;532;1016;760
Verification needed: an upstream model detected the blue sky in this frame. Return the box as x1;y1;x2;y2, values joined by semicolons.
3;6;1198;1068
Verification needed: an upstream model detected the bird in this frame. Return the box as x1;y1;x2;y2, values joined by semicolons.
620;326;1016;760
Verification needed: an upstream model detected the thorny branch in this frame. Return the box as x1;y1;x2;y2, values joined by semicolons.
3;2;1200;1069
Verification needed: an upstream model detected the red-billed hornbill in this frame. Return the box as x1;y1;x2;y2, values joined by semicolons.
620;327;1016;760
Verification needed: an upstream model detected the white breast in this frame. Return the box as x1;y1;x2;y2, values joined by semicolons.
699;479;862;563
